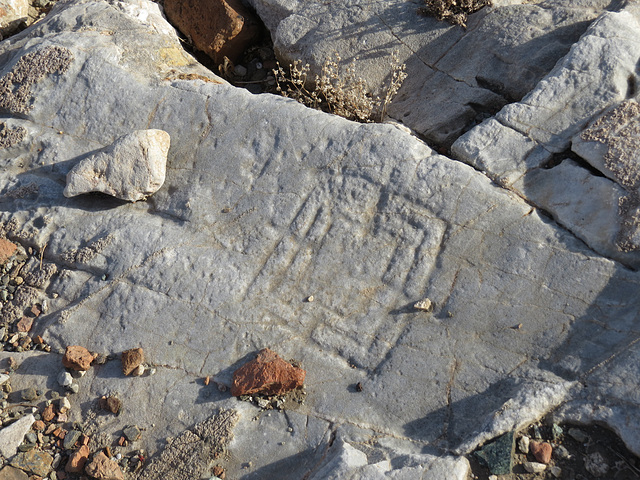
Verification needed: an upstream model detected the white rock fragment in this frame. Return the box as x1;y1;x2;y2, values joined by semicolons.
0;414;35;458
518;435;530;454
0;374;9;386
523;461;547;473
59;397;71;412
413;298;433;312
64;129;170;202
132;364;145;376
57;371;73;387
584;452;609;477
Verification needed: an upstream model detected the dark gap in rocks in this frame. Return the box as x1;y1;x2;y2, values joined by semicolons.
542;150;607;178
627;74;637;99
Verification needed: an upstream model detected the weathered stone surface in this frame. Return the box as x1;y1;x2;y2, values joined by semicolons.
0;466;28;480
0;414;34;459
64;129;169;202
10;449;52;477
0;0;638;478
62;345;94;371
65;445;89;473
164;0;260;64
474;432;514;475
0;0;28;33
231;348;305;396
84;451;124;480
121;348;144;376
453;5;640;267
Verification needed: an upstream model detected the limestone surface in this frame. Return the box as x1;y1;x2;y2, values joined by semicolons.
0;0;637;478
63;129;170;202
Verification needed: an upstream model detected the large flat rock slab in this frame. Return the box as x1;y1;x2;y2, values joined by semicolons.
0;0;637;478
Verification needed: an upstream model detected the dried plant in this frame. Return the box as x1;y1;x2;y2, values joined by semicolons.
274;51;407;123
420;0;492;27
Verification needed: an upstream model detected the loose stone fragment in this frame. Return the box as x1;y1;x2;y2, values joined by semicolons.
64;130;170;202
517;435;530;454
84;451;124;480
0;239;17;265
474;431;514;476
523;461;547;473
63;429;82;450
42;404;55;422
0;466;29;480
99;395;121;414
550;465;562;478
0;374;9;386
20;387;37;402
529;440;552;464
62;346;94;371
568;428;588;443
554;444;570;460
123;425;141;442
121;348;144;376
57;371;73;387
10;448;53;476
413;298;433;312
231;348;306;396
65;445;89;473
0;414;35;458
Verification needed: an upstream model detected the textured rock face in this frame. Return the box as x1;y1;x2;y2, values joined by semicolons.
64;129;169;202
0;0;638;478
121;348;144;376
231;348;306;396
163;0;261;64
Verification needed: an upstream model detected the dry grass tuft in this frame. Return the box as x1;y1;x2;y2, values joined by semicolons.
274;51;407;123
420;0;492;27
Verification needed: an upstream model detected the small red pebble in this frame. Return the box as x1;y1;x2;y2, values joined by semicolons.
32;420;45;431
81;434;90;445
118;436;127;446
42;404;56;422
530;440;552;464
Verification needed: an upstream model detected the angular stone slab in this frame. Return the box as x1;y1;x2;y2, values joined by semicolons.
64;129;170;202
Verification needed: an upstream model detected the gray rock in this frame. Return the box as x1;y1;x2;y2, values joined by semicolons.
64;129;170;202
474;432;514;476
0;0;638;477
57;371;72;387
523;461;547;473
0;414;34;459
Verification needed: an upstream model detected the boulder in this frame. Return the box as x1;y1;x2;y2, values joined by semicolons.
163;0;261;64
64;129;170;202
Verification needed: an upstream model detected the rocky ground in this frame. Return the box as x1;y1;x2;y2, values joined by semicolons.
0;0;638;479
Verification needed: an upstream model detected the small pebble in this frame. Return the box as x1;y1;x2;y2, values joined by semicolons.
518;435;530;454
21;387;38;401
488;476;497;480
57;371;73;387
234;65;247;76
550;465;562;478
523;461;547;474
554;444;570;460
551;423;563;440
68;383;80;394
307;295;314;302
59;397;71;412
132;364;145;376
532;425;542;439
584;452;609;477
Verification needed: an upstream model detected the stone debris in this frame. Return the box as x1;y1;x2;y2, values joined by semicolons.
57;371;72;387
0;414;34;459
123;425;141;442
550;465;562;478
99;395;122;415
65;444;89;472
523;461;547;473
0;239;17;265
64;130;170;202
529;440;552;464
413;298;434;312
473;431;513;476
121;348;144;376
10;448;53;476
231;348;306;397
84;451;125;480
568;428;589;443
0;465;29;480
62;346;95;371
517;435;530;454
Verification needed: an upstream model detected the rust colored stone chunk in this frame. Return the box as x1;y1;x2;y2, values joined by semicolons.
121;348;144;376
84;451;124;480
62;345;94;371
0;238;17;264
32;420;45;431
163;0;260;64
65;445;90;473
42;404;55;422
530;440;552;464
231;348;306;397
16;317;33;333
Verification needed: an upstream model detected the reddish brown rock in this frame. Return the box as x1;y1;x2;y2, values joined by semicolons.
231;348;306;397
0;238;17;264
65;445;90;473
121;348;144;376
42;404;55;422
32;420;45;431
163;0;261;64
16;317;33;333
530;440;552;464
84;451;124;480
62;346;95;371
